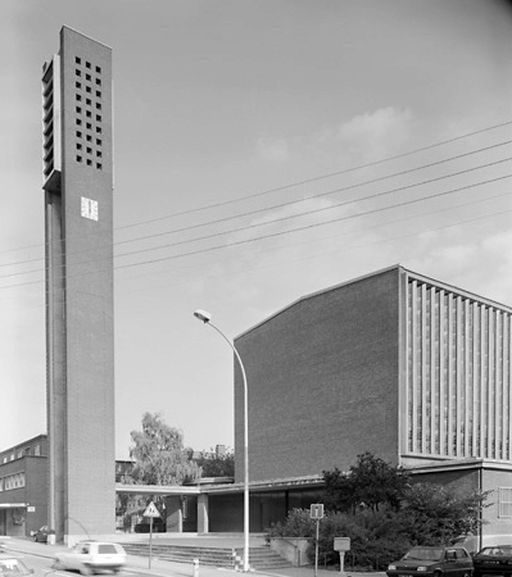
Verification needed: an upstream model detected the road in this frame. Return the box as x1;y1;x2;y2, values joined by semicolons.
3;536;386;577
4;550;175;577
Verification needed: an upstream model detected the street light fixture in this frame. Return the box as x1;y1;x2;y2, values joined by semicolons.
193;310;250;572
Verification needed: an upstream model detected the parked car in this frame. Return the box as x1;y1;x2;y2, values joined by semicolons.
0;553;36;576
387;545;473;577
53;541;126;575
473;545;512;577
31;526;54;543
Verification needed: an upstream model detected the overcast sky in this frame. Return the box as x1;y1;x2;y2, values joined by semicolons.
1;0;512;459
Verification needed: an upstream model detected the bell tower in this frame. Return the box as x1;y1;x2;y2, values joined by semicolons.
42;26;115;542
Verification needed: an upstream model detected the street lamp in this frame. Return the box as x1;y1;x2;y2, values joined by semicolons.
193;310;250;572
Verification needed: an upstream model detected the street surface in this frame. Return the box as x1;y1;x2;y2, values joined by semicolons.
3;536;386;577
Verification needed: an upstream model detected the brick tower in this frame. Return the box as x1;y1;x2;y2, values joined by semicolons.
42;26;114;542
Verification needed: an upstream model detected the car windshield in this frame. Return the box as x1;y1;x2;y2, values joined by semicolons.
404;548;444;561
0;559;31;575
479;547;512;557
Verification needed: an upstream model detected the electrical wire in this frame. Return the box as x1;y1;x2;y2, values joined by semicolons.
2;151;511;274
1;119;511;259
4;169;503;284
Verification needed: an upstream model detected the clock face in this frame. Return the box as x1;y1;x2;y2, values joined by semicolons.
81;196;98;221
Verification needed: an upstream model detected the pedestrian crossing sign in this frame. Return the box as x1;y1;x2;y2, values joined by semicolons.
143;501;161;518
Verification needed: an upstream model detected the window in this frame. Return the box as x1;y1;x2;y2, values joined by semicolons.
96;163;102;170
77;143;82;150
76;106;82;114
86;159;92;166
75;69;81;77
95;65;101;74
86;122;92;130
96;138;102;146
96;115;102;122
86;134;92;142
76;131;82;138
85;61;91;69
75;82;82;89
96;91;102;98
96;151;102;158
499;488;512;517
76;155;83;163
86;98;92;106
86;86;91;93
86;147;92;154
75;56;81;64
96;103;102;110
4;473;26;491
86;110;91;118
76;118;82;126
85;73;91;81
96;78;101;86
96;127;102;134
76;94;82;101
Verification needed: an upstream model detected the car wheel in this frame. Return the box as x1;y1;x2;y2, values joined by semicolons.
80;565;92;576
462;571;472;577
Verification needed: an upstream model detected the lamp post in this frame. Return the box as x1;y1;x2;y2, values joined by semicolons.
193;310;250;572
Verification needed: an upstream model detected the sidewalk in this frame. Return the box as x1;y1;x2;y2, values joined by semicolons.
2;536;385;577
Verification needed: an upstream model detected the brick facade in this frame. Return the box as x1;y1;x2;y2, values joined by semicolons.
234;267;401;483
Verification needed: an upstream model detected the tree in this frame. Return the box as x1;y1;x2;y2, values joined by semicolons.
323;452;410;512
129;412;201;485
195;449;235;477
400;482;489;545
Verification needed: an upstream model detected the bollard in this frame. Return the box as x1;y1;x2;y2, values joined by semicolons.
193;558;200;577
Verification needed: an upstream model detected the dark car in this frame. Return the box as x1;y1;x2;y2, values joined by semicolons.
32;526;54;543
473;545;512;577
387;546;473;577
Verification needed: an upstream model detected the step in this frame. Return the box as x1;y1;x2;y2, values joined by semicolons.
121;542;293;570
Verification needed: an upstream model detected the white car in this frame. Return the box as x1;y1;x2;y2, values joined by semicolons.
53;541;126;575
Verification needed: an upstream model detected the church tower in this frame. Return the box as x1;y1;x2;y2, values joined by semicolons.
42;26;114;542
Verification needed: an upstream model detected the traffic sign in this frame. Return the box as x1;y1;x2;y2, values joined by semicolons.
310;503;324;520
143;501;161;518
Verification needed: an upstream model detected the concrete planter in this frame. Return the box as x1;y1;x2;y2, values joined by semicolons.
269;537;310;566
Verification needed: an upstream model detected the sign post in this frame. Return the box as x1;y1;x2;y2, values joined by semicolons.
334;537;351;575
310;504;324;577
143;501;161;569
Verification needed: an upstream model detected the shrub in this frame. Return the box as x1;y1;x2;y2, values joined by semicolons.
266;508;316;540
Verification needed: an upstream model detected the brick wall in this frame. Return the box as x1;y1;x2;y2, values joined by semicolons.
234;267;401;483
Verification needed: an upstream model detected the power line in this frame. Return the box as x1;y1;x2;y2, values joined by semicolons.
3;163;511;281
113;157;512;260
114;173;512;269
112;139;512;247
1;173;509;291
6;203;511;305
1;119;511;260
3;151;510;276
114;189;512;294
117;119;512;230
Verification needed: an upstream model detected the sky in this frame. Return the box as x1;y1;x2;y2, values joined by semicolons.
1;0;512;459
